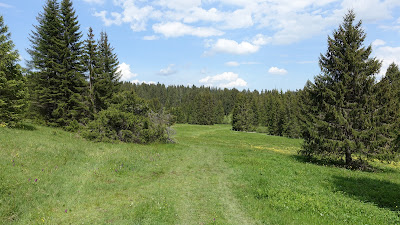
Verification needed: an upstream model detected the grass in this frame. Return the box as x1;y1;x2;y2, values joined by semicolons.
1;124;399;224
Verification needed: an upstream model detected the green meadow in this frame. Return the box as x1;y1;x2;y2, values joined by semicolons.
1;124;399;224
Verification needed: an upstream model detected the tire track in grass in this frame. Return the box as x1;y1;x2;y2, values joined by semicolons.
168;128;255;224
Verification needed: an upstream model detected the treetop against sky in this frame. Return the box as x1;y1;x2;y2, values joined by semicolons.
1;0;400;90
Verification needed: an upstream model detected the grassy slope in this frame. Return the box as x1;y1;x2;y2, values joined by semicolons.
0;124;399;224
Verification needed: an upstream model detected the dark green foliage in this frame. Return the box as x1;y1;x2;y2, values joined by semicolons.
0;15;27;127
83;91;172;144
83;27;100;116
121;82;302;138
58;0;88;124
28;0;87;126
27;0;64;125
190;91;220;125
232;93;256;131
94;31;121;112
372;63;400;161
300;11;382;166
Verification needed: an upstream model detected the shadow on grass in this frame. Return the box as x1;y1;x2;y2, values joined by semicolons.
292;154;381;172
333;176;400;211
13;123;37;131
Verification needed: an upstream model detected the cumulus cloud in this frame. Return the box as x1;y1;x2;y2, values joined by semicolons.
252;34;271;46
131;80;156;85
158;64;177;76
374;45;400;77
117;63;138;81
199;72;247;88
268;67;288;75
372;39;386;47
153;22;224;37
207;39;259;55
92;0;400;45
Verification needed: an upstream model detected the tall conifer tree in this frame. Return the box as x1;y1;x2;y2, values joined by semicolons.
58;0;88;124
0;15;27;126
28;0;64;125
300;10;381;166
372;63;400;160
83;27;99;115
94;31;121;112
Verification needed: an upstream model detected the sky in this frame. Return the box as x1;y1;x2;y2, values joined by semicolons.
1;0;400;91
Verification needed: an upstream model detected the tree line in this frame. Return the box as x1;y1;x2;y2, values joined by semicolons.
1;4;399;167
122;82;302;138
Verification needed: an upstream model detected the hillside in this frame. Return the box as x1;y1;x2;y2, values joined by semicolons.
1;124;399;224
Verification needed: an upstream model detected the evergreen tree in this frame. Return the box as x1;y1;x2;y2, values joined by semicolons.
0;15;27;126
232;93;255;131
83;27;100;116
57;0;88;125
28;0;64;125
372;63;400;161
95;31;121;112
300;10;381;166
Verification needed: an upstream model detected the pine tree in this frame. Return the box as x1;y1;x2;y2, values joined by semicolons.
372;63;400;161
83;27;100;116
28;0;64;125
300;10;381;166
0;15;27;126
232;93;255;131
94;31;121;112
57;0;88;125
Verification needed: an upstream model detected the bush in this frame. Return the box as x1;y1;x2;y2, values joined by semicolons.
82;91;174;144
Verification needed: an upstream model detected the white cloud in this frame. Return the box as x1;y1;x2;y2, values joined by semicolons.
208;39;259;55
117;63;138;81
374;45;400;77
153;22;224;37
372;39;386;47
95;0;155;31
93;11;122;26
131;80;156;85
158;64;177;75
92;0;400;45
225;61;260;66
268;67;288;75
225;61;240;67
0;3;12;8
156;0;201;10
199;72;247;88
143;35;159;40
252;34;271;46
221;78;248;88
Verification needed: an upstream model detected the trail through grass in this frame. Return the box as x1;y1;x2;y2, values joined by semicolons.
1;124;399;224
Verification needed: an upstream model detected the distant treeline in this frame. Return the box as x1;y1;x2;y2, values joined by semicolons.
121;83;303;138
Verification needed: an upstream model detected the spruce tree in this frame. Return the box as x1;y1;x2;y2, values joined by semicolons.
372;63;400;161
0;15;27;126
300;10;381;166
83;27;100;115
58;0;88;125
232;93;255;131
94;31;121;112
28;0;64;125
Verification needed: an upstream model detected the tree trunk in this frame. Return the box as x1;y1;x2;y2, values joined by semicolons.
345;149;352;166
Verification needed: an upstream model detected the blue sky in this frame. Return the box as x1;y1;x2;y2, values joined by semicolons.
1;0;400;91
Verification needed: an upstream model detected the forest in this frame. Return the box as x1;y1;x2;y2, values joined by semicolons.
1;0;399;167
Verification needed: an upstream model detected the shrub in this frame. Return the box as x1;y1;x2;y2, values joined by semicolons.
82;91;174;144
